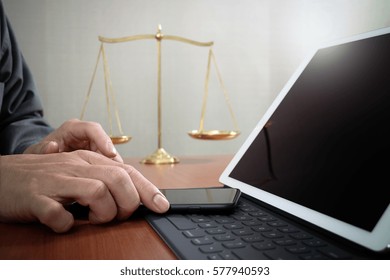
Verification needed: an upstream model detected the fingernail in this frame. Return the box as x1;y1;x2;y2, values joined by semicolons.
153;193;170;213
107;141;117;156
41;141;58;154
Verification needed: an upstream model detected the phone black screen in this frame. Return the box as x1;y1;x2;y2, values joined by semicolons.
161;187;241;212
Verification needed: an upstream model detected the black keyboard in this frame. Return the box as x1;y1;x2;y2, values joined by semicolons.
145;196;355;260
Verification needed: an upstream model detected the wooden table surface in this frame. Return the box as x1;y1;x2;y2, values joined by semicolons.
0;154;232;260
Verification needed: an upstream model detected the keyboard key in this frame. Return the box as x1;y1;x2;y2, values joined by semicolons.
233;247;268;260
278;227;299;233
262;232;285;239
303;239;327;247
219;251;239;260
214;234;236;241
208;254;222;260
224;223;244;230
243;220;263;226
223;241;246;249
264;248;302;260
206;228;226;235
191;217;211;223
199;244;224;254
192;237;214;245
286;246;311;254
317;248;352;259
232;229;254;236
252;242;276;251
198;222;218;228
248;211;268;217
167;215;197;230
252;225;272;232
241;206;260;212
242;236;265;243
215;218;235;224
258;216;276;222
267;221;288;227
290;232;312;240
273;239;297;246
232;214;253;221
183;229;205;238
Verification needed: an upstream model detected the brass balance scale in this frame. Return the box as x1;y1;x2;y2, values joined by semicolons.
80;25;239;164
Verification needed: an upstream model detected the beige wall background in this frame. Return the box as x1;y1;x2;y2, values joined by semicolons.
3;0;390;158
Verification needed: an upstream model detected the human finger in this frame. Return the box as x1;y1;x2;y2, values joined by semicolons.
23;141;59;154
73;166;140;221
124;166;170;213
61;119;123;163
23;156;121;226
61;176;119;224
46;154;138;222
30;195;74;233
76;151;159;216
94;148;124;164
71;151;168;217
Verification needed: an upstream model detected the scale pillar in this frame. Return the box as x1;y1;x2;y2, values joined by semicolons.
140;25;179;164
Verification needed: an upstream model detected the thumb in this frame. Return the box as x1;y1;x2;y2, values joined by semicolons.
24;141;60;154
41;141;60;154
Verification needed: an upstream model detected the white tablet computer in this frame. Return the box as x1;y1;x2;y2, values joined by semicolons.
220;26;390;252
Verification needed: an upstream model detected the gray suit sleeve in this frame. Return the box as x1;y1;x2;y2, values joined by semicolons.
0;1;53;154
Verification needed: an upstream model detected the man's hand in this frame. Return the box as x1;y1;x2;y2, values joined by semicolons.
23;119;123;163
0;151;170;233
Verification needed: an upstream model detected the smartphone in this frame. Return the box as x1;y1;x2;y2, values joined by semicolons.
160;187;241;212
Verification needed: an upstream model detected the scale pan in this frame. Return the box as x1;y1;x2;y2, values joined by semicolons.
188;130;240;140
110;135;132;144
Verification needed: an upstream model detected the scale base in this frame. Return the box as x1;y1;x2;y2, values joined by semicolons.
140;148;179;164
